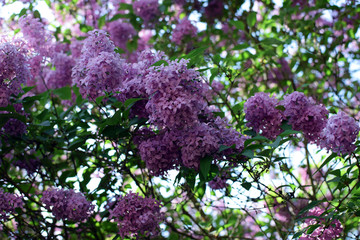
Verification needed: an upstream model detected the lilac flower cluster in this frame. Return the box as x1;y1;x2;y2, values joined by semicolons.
72;30;125;99
204;0;224;23
171;18;197;45
244;92;284;140
107;20;137;50
282;91;329;143
2;103;27;136
208;176;228;190
320;111;359;154
45;53;75;89
18;15;52;56
0;39;31;97
299;207;342;240
132;0;160;26
267;58;293;82
109;192;164;239
41;188;94;222
0;189;23;221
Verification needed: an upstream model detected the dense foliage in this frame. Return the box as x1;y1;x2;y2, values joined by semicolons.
0;0;360;239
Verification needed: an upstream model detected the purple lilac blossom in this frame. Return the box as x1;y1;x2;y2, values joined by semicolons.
41;188;94;222
320;111;359;154
0;39;31;96
18;15;53;56
204;0;224;23
0;189;23;221
72;30;125;99
171;18;197;45
0;85;9;107
45;53;75;89
109;192;164;239
282;91;328;143
144;58;208;129
2;103;27;136
244;92;284;140
209;176;228;190
178;123;219;169
107;20;137;50
138;130;180;176
299;207;342;240
132;0;160;26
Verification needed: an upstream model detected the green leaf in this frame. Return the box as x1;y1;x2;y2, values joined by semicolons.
68;138;86;150
315;153;337;174
241;182;252;190
199;156;212;181
229;20;245;30
218;145;233;153
53;86;71;100
242;149;254;158
184;46;208;67
233;43;249;50
151;60;169;66
306;224;321;234
296;200;323;218
98;15;107;29
247;12;257;27
261;38;283;46
124;97;143;109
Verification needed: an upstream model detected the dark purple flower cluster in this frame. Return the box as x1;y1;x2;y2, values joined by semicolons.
1;103;27;136
208;176;228;190
299;207;342;240
133;0;160;26
282;91;329;143
320;111;359;154
244;92;284;140
204;0;224;23
171;18;197;45
41;188;94;222
109;192;164;239
72;30;125;99
0;189;23;221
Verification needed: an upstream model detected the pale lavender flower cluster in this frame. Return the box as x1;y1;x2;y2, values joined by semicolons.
18;15;52;56
282;91;328;143
0;189;23;221
132;0;160;26
299;207;343;240
320;111;359;154
109;192;164;239
107;20;137;50
72;30;125;99
41;188;94;222
244;92;284;140
171;18;197;45
0;39;31;97
144;59;207;129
